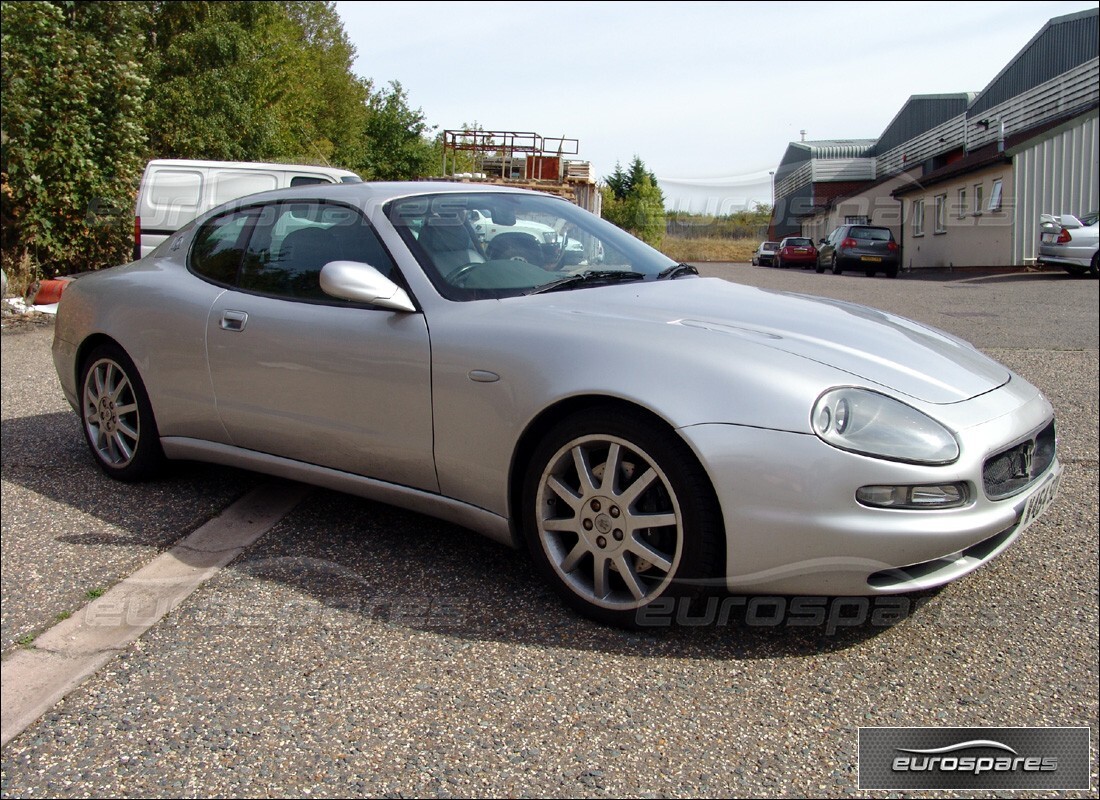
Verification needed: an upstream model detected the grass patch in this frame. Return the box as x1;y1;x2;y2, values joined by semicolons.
85;587;106;600
659;236;758;263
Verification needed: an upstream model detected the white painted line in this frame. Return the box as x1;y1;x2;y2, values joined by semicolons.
0;480;310;748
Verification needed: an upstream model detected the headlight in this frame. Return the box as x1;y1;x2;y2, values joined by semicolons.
811;388;959;465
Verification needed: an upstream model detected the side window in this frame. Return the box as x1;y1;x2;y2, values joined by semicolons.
290;175;331;187
237;201;397;301
190;209;256;285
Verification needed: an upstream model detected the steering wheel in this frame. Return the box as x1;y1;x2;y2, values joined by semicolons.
445;261;487;286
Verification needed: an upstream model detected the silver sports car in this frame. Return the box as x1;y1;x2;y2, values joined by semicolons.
53;182;1062;627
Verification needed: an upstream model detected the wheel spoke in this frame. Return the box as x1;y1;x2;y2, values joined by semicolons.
559;540;589;573
627;536;674;573
546;475;582;512
116;418;139;442
542;516;578;533
614;554;648;600
627;511;677;533
110;378;131;402
600;442;622;492
592;555;611;599
112;431;133;461
115;403;138;416
618;466;658;507
571;445;598;495
93;366;106;398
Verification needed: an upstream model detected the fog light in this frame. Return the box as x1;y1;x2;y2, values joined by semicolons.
857;483;967;509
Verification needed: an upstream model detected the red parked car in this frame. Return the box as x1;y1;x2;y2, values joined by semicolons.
774;237;818;269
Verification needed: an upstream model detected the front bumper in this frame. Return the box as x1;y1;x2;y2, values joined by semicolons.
679;393;1059;595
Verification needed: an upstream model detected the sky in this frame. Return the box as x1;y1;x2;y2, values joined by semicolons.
334;0;1096;212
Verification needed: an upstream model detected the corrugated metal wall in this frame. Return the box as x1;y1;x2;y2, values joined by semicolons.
1013;112;1100;263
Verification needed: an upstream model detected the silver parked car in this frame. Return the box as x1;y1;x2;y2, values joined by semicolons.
1037;211;1098;277
751;241;780;267
53;183;1062;628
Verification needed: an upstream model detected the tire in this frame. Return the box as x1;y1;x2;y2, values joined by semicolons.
886;264;899;278
79;343;164;481
522;407;723;628
831;254;842;275
815;260;825;274
1090;251;1099;278
865;268;877;277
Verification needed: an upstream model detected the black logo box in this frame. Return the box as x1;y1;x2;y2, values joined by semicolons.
858;727;1091;791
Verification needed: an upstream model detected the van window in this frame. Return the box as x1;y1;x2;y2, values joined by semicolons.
290;175;330;187
211;172;278;207
149;170;203;210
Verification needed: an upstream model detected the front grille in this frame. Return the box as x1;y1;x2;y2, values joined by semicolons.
983;419;1056;499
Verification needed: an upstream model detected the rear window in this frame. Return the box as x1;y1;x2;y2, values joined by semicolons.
850;227;892;241
786;238;813;246
763;242;779;250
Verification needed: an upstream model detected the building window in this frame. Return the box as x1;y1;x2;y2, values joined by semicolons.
912;199;925;237
934;195;947;234
957;188;967;219
989;178;1003;212
974;184;984;216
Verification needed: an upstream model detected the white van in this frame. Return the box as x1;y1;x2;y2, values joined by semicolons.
133;159;361;259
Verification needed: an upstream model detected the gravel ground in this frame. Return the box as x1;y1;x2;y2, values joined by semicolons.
1;268;1096;797
1;326;261;652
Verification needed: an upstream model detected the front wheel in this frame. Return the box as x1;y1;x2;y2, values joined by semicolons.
1090;251;1099;278
831;254;842;275
522;408;723;628
79;343;164;481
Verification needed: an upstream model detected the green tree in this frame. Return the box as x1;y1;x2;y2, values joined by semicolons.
1;0;149;275
602;156;665;247
358;81;436;180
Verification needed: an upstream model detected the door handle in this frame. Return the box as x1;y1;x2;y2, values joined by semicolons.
220;310;248;332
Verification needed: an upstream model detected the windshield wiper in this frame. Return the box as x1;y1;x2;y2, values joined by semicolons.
656;262;699;280
526;269;647;295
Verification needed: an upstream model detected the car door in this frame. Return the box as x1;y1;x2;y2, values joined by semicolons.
194;200;437;492
818;227;841;266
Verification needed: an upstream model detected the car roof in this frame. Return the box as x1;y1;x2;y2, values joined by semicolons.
190;181;572;222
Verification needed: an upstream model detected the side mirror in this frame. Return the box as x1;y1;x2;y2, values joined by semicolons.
319;261;416;312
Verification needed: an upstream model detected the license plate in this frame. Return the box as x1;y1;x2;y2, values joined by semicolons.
861;256;882;263
1018;471;1061;532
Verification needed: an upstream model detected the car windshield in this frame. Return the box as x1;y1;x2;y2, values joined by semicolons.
386;192;677;300
851;227;892;241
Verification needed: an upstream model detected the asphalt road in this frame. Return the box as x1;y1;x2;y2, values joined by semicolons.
1;265;1097;797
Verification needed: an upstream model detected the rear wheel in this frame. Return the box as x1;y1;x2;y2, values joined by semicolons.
886;263;899;278
1090;251;1099;278
523;407;723;628
865;268;877;277
79;343;164;481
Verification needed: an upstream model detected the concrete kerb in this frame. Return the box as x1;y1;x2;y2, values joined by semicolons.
0;480;311;748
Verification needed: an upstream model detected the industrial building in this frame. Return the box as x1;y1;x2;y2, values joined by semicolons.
769;8;1098;269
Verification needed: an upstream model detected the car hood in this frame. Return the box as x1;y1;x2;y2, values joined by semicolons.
528;277;1009;404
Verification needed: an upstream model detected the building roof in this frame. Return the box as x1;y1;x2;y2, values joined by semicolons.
777;139;876;169
873;94;976;155
969;7;1099;118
